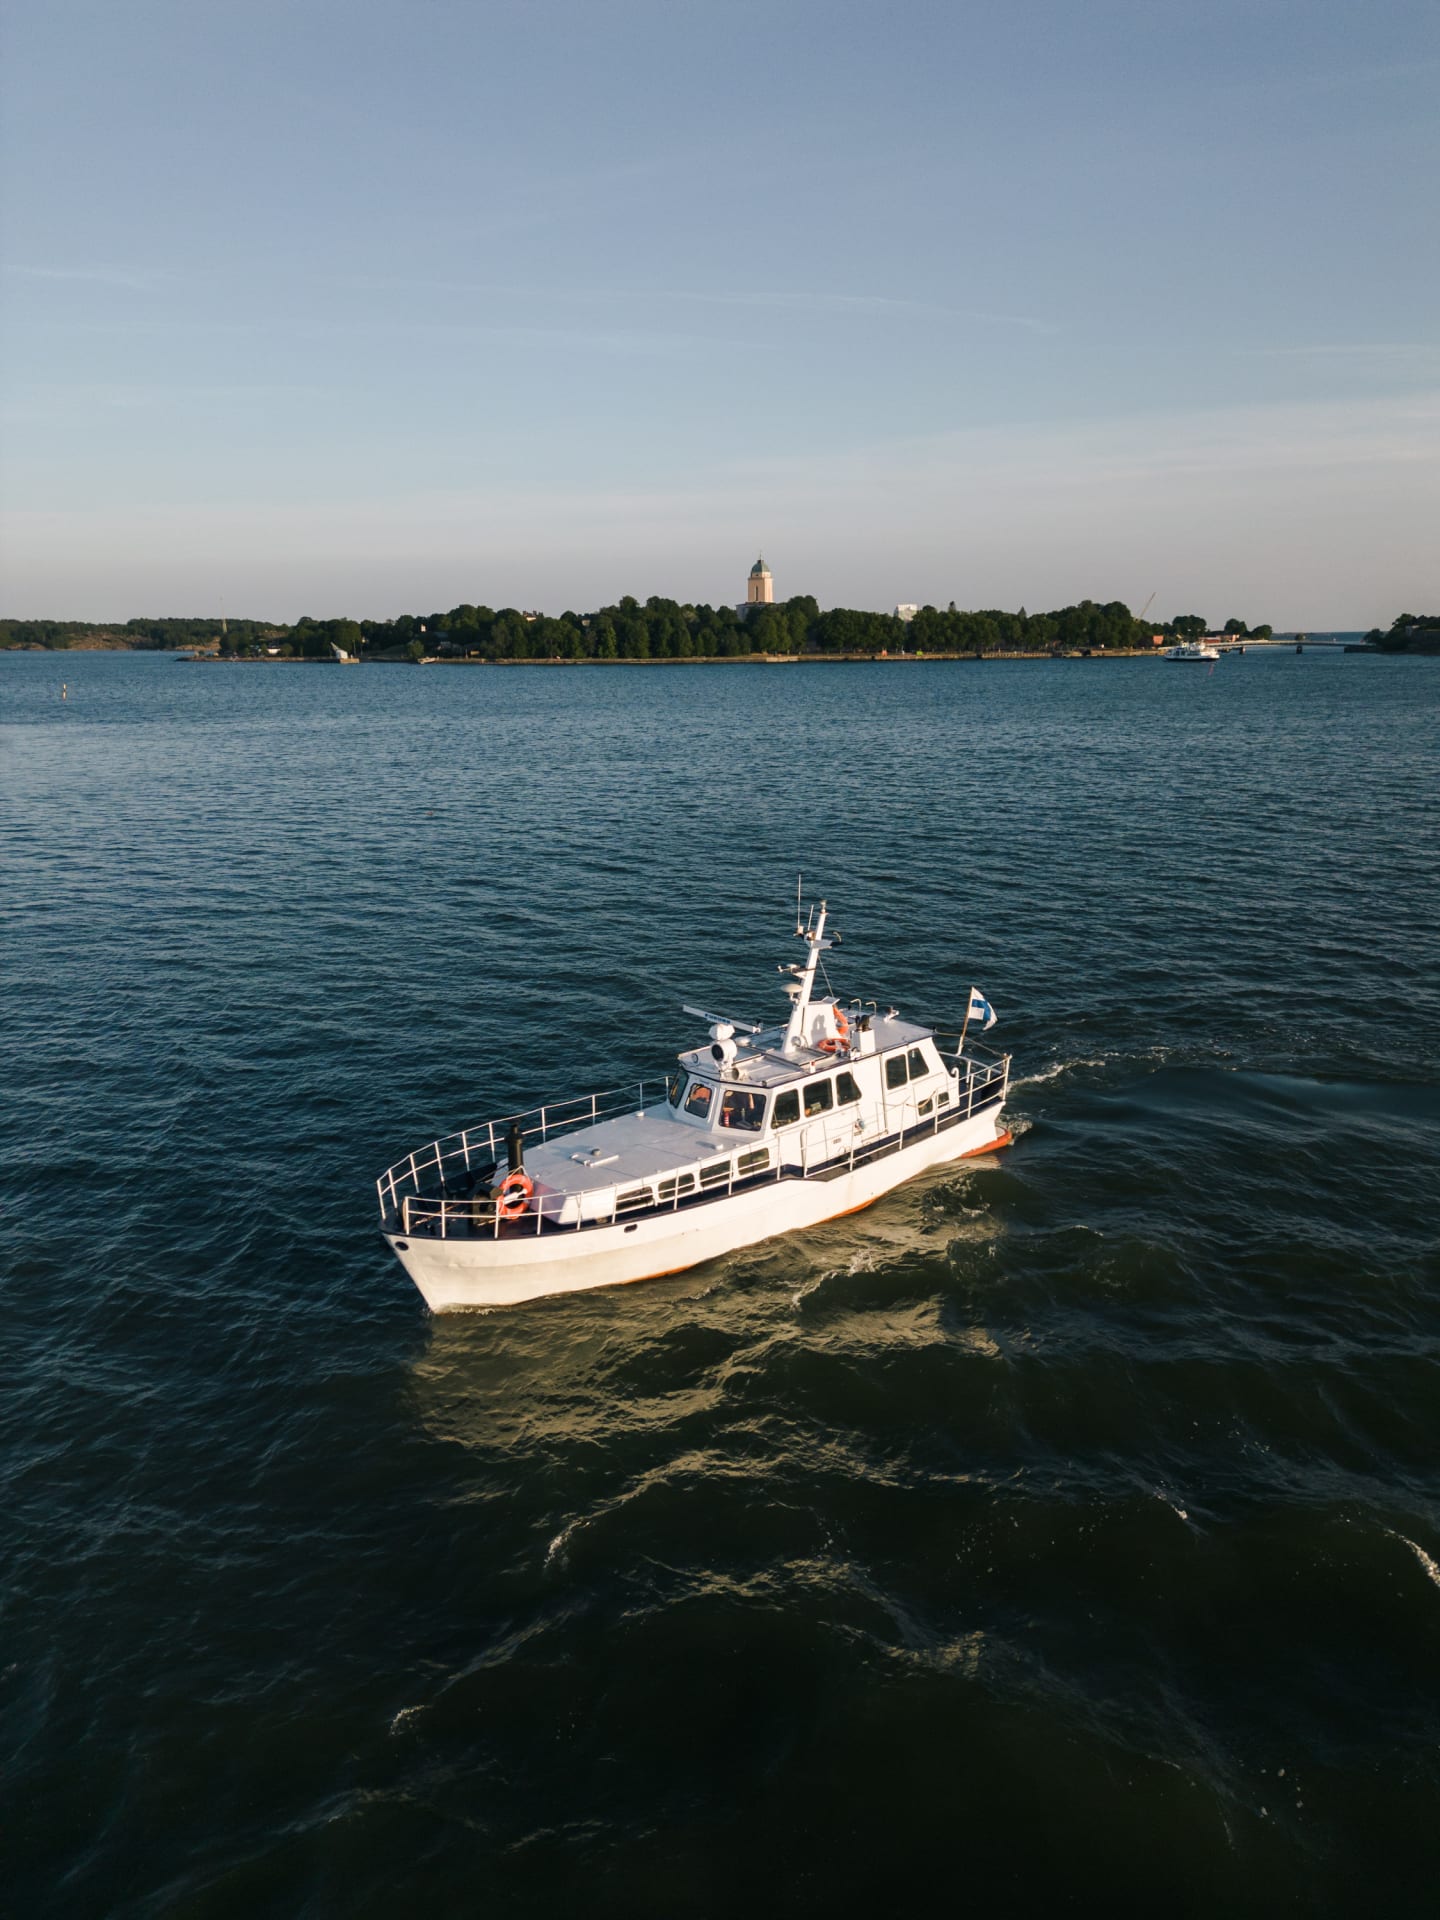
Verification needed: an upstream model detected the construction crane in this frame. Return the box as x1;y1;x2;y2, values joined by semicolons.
1138;592;1156;623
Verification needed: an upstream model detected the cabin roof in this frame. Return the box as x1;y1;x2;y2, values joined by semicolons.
677;1011;932;1087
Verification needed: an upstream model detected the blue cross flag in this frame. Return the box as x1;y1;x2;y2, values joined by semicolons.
967;987;997;1030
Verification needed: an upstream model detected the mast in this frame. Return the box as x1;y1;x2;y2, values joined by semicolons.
782;899;830;1054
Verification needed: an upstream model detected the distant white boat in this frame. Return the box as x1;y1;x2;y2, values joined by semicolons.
330;643;358;663
1164;640;1220;662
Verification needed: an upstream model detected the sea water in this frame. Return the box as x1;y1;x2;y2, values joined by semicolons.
3;649;1438;1915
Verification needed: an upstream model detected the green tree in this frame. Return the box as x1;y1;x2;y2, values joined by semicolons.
406;638;425;663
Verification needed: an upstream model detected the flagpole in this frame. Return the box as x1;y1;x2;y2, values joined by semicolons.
958;990;973;1054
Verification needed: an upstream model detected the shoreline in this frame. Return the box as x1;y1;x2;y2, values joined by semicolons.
183;646;1209;667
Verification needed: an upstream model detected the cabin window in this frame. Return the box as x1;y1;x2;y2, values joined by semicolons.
772;1090;800;1128
719;1089;765;1132
835;1071;861;1106
658;1171;697;1202
885;1054;908;1091
918;1096;934;1117
616;1185;652;1213
736;1147;770;1177
938;1089;951;1106
699;1158;731;1189
908;1047;929;1079
803;1078;834;1118
667;1071;686;1108
683;1080;714;1121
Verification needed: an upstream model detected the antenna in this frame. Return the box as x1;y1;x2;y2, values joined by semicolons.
795;872;803;935
682;1005;762;1035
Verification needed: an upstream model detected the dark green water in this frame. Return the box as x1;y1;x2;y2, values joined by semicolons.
3;650;1438;1917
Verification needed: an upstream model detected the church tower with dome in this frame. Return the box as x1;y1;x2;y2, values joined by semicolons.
737;554;774;620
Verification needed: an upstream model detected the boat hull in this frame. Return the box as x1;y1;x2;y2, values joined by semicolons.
385;1101;1011;1310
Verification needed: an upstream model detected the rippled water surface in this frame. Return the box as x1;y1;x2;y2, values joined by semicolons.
4;650;1438;1916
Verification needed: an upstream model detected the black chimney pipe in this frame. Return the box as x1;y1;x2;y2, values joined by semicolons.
506;1122;524;1173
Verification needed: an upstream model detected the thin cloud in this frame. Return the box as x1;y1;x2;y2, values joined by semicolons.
654;289;1058;335
2;262;156;290
324;273;1056;335
1241;343;1439;362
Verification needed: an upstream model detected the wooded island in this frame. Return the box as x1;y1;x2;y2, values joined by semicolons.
1;598;1285;660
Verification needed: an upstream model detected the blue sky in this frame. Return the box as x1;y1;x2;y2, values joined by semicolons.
1;0;1435;624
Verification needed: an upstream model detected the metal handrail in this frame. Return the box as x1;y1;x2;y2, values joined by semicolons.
375;1079;663;1220
384;1052;1010;1244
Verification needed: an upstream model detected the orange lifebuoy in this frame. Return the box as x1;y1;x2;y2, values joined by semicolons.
496;1170;534;1219
818;1006;851;1054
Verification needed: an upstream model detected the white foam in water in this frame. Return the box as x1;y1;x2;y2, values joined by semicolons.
1386;1528;1440;1591
545;1517;584;1569
1012;1057;1107;1089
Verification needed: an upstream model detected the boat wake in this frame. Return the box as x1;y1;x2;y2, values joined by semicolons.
1011;1056;1107;1090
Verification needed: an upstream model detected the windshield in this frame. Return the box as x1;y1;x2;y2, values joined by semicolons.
719;1088;765;1132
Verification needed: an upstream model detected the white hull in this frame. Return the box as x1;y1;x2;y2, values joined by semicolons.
386;1101;1010;1310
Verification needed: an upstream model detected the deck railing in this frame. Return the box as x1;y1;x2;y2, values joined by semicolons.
379;1048;1009;1244
375;1080;662;1227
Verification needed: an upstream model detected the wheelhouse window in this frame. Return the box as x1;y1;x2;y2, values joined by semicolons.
803;1078;833;1118
908;1047;929;1079
835;1071;861;1106
683;1080;715;1121
885;1054;908;1091
667;1071;686;1108
719;1088;766;1132
773;1090;800;1128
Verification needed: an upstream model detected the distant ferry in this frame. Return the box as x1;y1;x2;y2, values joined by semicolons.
1164;639;1220;662
376;900;1012;1309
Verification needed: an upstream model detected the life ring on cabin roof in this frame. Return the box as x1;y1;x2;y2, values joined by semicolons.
818;1006;851;1054
495;1170;534;1219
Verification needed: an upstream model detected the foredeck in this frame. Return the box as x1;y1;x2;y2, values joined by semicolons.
527;1108;721;1194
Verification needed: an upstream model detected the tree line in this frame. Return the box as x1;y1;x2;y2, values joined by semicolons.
1365;613;1440;653
2;599;1277;659
228;598;1275;660
0;616;282;650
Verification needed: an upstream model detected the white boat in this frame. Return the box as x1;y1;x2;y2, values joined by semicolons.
1163;640;1220;662
377;902;1012;1310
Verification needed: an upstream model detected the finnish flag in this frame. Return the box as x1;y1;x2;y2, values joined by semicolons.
968;987;997;1030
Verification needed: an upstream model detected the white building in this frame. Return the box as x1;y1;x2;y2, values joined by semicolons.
895;604;919;623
